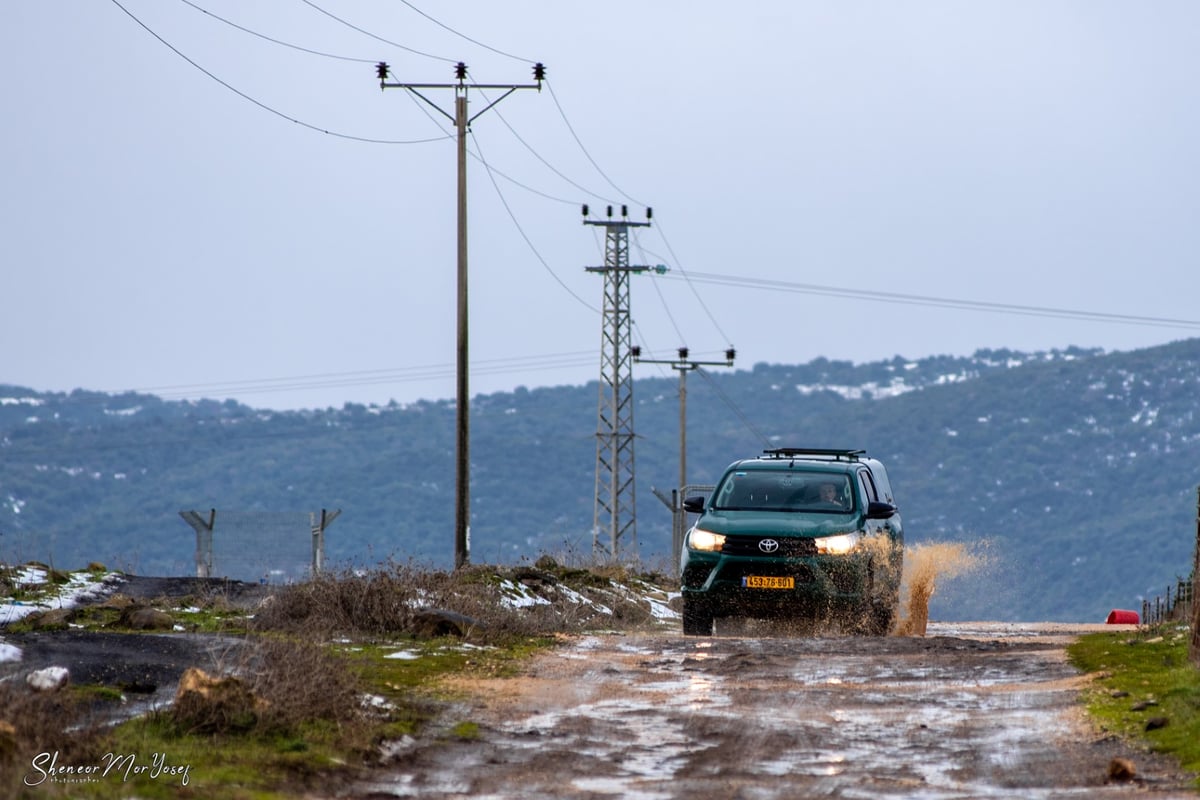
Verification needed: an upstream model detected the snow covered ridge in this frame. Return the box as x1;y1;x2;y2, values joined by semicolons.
795;378;918;401
790;347;1103;401
0;396;43;407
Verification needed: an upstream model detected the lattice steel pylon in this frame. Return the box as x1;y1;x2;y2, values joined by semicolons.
585;208;652;557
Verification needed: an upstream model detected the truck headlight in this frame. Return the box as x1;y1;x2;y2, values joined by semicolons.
688;528;726;552
815;532;860;555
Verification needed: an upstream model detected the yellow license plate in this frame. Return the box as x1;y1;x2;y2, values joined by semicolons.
742;575;794;590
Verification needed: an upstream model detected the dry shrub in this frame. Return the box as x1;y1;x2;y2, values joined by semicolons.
0;682;106;798
253;561;670;643
245;636;362;730
172;667;265;735
252;565;427;636
177;634;364;737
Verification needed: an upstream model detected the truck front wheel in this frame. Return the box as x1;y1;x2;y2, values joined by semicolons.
682;598;714;636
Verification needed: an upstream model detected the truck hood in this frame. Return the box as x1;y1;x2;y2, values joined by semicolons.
695;510;862;538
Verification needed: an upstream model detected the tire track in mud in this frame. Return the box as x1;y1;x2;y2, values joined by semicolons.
351;624;1195;800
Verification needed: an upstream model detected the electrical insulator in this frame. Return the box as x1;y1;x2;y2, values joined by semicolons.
606;205;613;217
455;62;468;80
646;207;653;220
725;347;736;362
533;62;546;81
631;346;641;359
581;204;589;217
376;62;389;80
621;205;628;217
678;347;689;360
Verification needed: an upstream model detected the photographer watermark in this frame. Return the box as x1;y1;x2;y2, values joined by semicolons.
25;750;192;787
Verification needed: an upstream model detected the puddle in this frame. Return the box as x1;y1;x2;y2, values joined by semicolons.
363;629;1194;798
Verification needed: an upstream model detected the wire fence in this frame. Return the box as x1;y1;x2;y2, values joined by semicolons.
1142;578;1193;628
178;510;339;584
1146;486;1200;669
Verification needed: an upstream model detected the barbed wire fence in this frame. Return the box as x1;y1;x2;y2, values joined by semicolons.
179;509;340;584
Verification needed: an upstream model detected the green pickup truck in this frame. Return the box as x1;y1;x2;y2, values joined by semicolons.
679;448;904;636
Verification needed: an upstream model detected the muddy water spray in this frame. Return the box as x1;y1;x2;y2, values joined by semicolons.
896;542;985;636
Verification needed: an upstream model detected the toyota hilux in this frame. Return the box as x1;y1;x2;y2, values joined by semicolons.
679;448;903;636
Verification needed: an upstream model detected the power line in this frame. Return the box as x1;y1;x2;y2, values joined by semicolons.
474;84;618;204
471;131;598;313
639;219;735;345
396;0;535;64
298;0;457;63
696;367;771;448
177;0;376;63
630;234;686;345
108;0;449;145
191;0;613;205
120;351;599;400
403;81;582;205
545;80;648;208
656;270;1200;330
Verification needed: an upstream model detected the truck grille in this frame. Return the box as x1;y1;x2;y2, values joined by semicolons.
722;535;817;558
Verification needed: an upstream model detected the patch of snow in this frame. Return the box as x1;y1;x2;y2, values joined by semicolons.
0;567;118;624
361;693;396;711
498;578;552;609
647;592;681;620
0;641;21;662
555;583;612;615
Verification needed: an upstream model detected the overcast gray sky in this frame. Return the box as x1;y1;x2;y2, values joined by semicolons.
4;2;1198;410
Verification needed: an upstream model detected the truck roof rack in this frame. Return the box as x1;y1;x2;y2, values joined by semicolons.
761;448;866;462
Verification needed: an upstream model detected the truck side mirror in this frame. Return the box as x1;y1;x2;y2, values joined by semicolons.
682;496;706;514
866;501;896;520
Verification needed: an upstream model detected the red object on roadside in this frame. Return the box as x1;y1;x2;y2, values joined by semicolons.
1106;609;1139;624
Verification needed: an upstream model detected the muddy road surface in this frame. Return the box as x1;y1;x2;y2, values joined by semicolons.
350;622;1195;799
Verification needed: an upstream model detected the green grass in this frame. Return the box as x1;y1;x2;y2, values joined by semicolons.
1068;622;1200;785
75;717;350;799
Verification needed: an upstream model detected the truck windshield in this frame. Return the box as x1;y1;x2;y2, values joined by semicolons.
712;471;853;513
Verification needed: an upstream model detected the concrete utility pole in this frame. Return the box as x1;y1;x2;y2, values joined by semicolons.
585;204;653;558
378;61;543;570
634;346;736;491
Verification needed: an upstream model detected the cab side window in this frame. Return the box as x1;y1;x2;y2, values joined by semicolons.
857;471;878;504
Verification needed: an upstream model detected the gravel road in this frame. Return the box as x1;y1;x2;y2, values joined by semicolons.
350;622;1196;800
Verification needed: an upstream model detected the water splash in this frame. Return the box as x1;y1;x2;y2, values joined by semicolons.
896;542;987;636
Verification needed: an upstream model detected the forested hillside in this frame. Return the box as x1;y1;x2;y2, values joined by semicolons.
2;338;1199;622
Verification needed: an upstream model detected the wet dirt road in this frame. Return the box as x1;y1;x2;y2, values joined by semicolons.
351;622;1195;799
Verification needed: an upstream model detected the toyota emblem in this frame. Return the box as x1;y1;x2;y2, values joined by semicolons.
758;538;780;553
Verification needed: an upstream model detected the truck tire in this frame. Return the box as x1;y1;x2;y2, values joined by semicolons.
682;598;714;636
